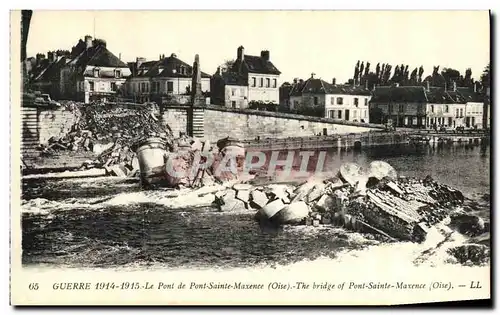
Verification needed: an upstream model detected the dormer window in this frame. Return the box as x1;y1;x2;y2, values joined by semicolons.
93;68;100;77
114;69;121;78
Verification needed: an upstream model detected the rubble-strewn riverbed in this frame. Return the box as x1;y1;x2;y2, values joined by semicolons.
21;144;490;269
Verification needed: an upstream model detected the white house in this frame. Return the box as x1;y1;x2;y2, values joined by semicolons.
288;74;371;123
60;36;131;103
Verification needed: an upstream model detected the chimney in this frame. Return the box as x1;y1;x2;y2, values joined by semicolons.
332;78;336;85
293;78;298;84
237;46;245;60
453;81;457;92
216;66;221;75
119;53;121;60
260;50;270;62
311;73;315;79
84;35;93;49
47;51;56;62
35;53;45;65
426;80;430;92
136;57;146;69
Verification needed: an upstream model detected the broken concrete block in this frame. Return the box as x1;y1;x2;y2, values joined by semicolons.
274;201;309;224
260;199;286;219
292;181;316;202
218;197;245;212
233;183;253;191
215;189;228;199
281;196;291;204
307;183;326;202
315;194;335;212
236;189;251;204
250;190;268;209
191;139;203;151
109;164;127;177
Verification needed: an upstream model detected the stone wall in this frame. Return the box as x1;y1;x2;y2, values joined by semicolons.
161;107;189;137
38;107;79;144
202;105;382;142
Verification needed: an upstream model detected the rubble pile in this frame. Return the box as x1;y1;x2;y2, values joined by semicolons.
212;161;470;244
39;102;174;176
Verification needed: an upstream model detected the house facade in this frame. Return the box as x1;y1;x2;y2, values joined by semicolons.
211;68;248;108
59;36;131;103
28;51;70;99
124;53;211;104
287;74;371;122
370;82;485;129
212;46;281;108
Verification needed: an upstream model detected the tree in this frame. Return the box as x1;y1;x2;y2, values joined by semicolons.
353;60;360;85
418;66;424;83
410;68;418;85
481;63;490;129
375;63;381;78
364;62;371;77
441;68;461;88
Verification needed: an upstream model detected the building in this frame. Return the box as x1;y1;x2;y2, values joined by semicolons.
286;74;372;122
59;36;131;103
27;51;70;99
124;53;211;104
211;68;248;108
212;46;281;108
370;81;485;129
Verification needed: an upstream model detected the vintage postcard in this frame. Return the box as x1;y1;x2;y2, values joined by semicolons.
10;10;491;306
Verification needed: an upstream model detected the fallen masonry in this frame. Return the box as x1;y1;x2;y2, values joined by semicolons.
212;161;478;244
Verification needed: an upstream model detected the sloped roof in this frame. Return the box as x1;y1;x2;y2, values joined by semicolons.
231;55;281;75
371;86;479;104
31;56;66;82
456;87;483;102
221;71;247;86
289;77;371;97
140;54;210;78
68;44;128;71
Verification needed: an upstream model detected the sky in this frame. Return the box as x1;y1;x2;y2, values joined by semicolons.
25;10;490;84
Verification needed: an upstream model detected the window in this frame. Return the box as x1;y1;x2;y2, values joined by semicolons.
430;105;434;113
251;77;256;87
231;101;236;108
328;110;334;118
336;97;343;105
331;97;335;105
337;110;342;119
266;78;270;88
167;81;174;92
314;96;318;105
259;78;263;87
111;82;117;91
456;109;459;117
365;98;368;106
448;117;452;126
460;108;463;117
231;88;236;96
93;69;100;77
114;70;121;78
273;79;277;88
399;104;404;112
364;110;367;118
354;98;359;107
141;83;146;93
89;81;94;91
445;105;449;113
353;110;358;118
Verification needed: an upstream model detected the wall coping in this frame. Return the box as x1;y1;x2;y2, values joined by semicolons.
199;104;386;129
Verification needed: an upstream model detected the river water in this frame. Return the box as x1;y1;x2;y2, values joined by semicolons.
21;143;490;269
